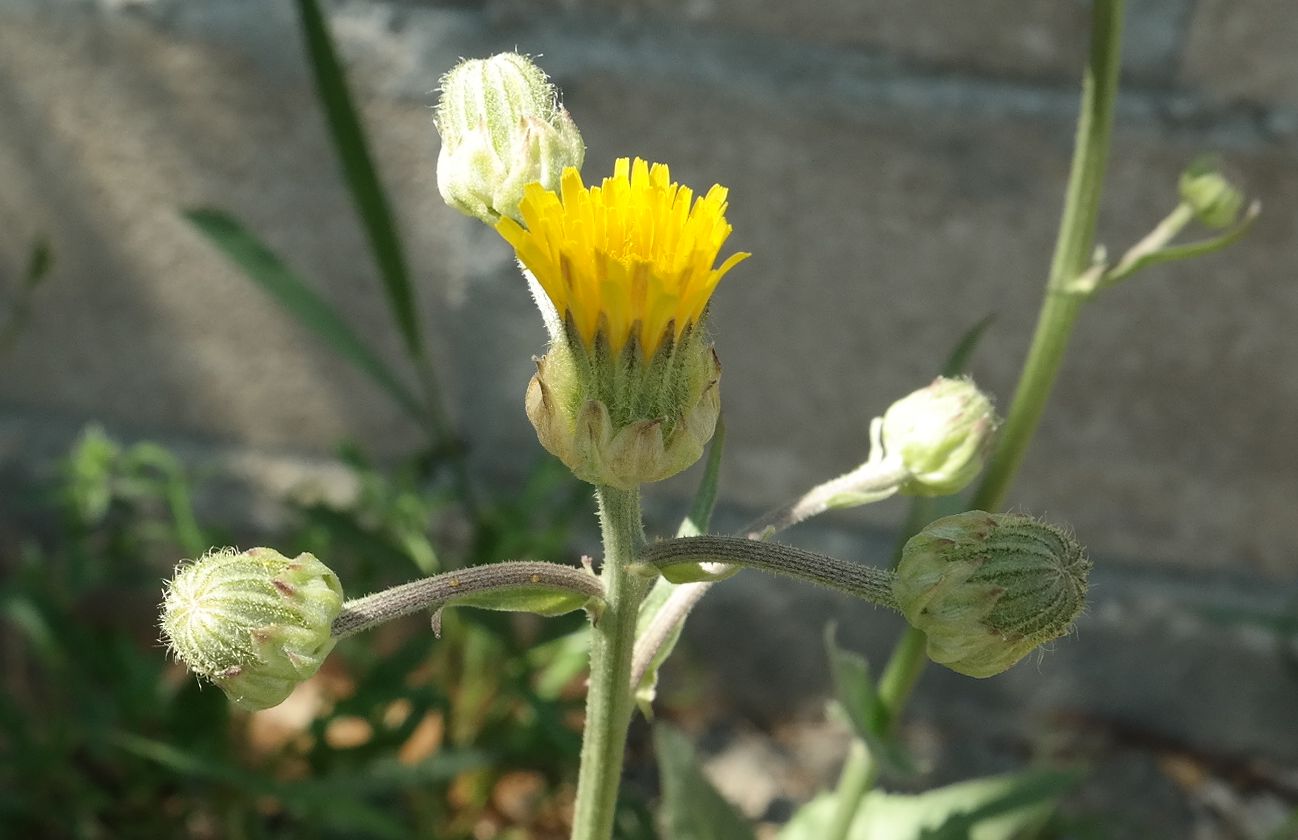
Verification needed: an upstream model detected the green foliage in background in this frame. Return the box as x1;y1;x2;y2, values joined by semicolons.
0;427;593;838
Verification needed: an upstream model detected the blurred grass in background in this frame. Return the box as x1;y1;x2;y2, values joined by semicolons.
0;423;622;838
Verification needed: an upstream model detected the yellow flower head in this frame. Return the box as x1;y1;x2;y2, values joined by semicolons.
496;157;749;358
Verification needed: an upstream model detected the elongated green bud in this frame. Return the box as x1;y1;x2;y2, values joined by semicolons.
160;548;343;711
881;376;997;497
434;52;585;225
893;511;1090;678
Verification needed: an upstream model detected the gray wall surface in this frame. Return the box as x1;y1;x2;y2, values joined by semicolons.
3;0;1298;825
1;2;1294;573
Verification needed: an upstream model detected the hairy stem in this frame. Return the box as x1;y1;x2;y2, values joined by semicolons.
637;537;899;610
331;561;603;639
630;453;906;689
742;447;908;540
571;487;648;840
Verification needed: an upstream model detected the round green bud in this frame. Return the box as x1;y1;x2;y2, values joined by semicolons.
525;327;720;489
1178;157;1245;230
893;511;1090;678
160;548;344;711
881;376;997;497
434;52;585;225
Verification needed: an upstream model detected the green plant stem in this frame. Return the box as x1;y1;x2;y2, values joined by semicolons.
330;561;605;639
973;0;1123;513
572;486;648;840
636;536;899;609
824;627;927;837
823;3;1125;836
972;291;1084;511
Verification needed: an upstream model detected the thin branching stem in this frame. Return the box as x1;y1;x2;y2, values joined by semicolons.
824;3;1127;835
332;561;602;639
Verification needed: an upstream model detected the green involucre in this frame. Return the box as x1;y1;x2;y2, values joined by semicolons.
893;511;1090;678
160;547;343;710
527;320;720;489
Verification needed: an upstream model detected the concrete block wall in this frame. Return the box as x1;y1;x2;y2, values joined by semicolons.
1;0;1295;582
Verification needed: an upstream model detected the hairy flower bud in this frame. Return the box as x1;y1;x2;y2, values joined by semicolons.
527;328;721;488
1178;157;1245;229
435;52;584;225
893;511;1090;678
881;377;997;497
160;548;344;710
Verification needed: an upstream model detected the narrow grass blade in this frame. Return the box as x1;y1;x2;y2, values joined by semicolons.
294;0;423;358
185;208;423;420
678;417;726;538
941;314;996;378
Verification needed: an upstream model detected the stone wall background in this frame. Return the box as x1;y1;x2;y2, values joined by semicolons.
2;0;1296;794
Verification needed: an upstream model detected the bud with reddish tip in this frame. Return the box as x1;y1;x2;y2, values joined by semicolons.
160;547;343;710
893;511;1090;678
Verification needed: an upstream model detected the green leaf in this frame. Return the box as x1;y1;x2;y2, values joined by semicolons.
447;585;596;619
632;577;679;717
184;208;424;420
652;560;737;585
529;626;592;700
677;418;726;538
0;595;64;668
655;723;757;840
23;237;53;290
917;770;1080;840
779;770;1078;840
294;0;422;358
941;315;996;378
112;729;488;839
824;624;917;778
0;236;54;349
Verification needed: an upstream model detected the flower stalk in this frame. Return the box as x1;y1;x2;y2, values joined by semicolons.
742;427;911;540
331;560;605;639
571;486;649;840
823;2;1126;835
635;536;899;609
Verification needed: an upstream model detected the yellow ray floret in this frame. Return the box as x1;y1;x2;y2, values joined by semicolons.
496;157;749;358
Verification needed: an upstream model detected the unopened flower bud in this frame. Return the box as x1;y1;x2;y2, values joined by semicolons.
160;548;344;710
1178;157;1245;229
881;377;997;497
893;511;1090;678
435;52;585;225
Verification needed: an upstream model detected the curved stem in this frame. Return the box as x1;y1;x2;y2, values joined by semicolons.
742;447;908;540
571;486;648;840
630;453;906;689
637;537;899;610
331;561;602;639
